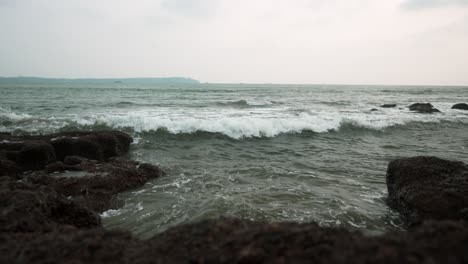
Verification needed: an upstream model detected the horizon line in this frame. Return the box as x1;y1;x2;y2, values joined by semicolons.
0;75;467;87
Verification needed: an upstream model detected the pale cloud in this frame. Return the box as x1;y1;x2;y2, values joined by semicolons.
161;0;218;18
0;0;467;85
401;0;468;10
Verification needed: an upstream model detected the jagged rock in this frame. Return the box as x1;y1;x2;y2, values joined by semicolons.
381;104;397;108
0;178;101;233
138;163;166;179
408;103;441;113
0;218;467;263
17;141;56;171
451;103;468;110
63;155;88;165
386;156;468;224
27;158;164;213
50;131;132;161
0;159;18;178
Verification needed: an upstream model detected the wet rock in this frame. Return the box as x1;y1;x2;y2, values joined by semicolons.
0;178;101;233
381;104;397;108
64;155;88;165
370;108;378;112
386;156;468;224
408;103;441;113
27;158;163;213
50;131;133;161
0;228;144;264
138;163;166;179
451;103;468;110
17;141;56;171
0;159;18;178
1;218;467;263
51;137;103;162
145;218;468;263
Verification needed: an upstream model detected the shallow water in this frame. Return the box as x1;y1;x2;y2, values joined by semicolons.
1;83;467;238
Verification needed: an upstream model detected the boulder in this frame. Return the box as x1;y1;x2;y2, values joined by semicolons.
0;159;18;178
381;104;397;108
408;103;441;113
386;156;468;225
451;103;468;110
51;131;133;161
0;178;101;233
1;218;467;263
27;158;164;213
16;141;56;171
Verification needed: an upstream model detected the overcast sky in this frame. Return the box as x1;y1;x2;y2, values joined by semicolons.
0;0;467;85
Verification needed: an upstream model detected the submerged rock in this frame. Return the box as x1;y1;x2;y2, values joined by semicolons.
386;156;468;224
408;103;441;113
380;104;397;108
451;103;468;110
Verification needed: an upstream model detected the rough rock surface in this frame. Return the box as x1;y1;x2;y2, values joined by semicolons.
0;218;467;264
27;158;164;212
0;177;101;233
408;103;441;113
1;131;467;263
0;131;133;171
451;103;468;110
387;156;468;224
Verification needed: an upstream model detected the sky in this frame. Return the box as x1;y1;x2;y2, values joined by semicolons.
0;0;467;85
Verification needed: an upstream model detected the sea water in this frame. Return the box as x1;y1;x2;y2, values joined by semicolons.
1;82;467;238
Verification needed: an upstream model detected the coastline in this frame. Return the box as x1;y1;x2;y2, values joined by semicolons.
1;130;467;263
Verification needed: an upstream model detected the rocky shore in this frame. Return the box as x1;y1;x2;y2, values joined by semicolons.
1;131;467;263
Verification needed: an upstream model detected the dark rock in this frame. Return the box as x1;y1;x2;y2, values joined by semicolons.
27;158;162;213
51;131;133;161
0;178;101;233
386;156;468;224
51;137;103;162
1;218;467;263
64;155;88;165
408;103;441;113
138;163;165;179
0;159;18;178
17;141;56;171
381;104;397;108
45;161;66;173
370;108;378;111
451;103;468;110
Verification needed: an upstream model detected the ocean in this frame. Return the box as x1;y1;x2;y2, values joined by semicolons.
1;82;467;238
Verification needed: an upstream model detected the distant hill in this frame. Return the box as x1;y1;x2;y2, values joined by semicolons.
0;77;200;84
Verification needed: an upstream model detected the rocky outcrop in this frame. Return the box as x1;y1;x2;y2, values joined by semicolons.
0;177;101;233
451;103;468;110
386;156;468;225
408;103;441;113
27;157;164;212
0;131;164;213
0;218;467;264
50;131;133;161
381;104;397;108
2;130;468;263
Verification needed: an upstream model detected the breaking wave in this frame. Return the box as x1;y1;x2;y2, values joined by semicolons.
2;108;467;139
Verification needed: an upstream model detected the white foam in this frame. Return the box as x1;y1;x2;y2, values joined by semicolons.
1;104;467;139
67;107;467;139
0;107;32;121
